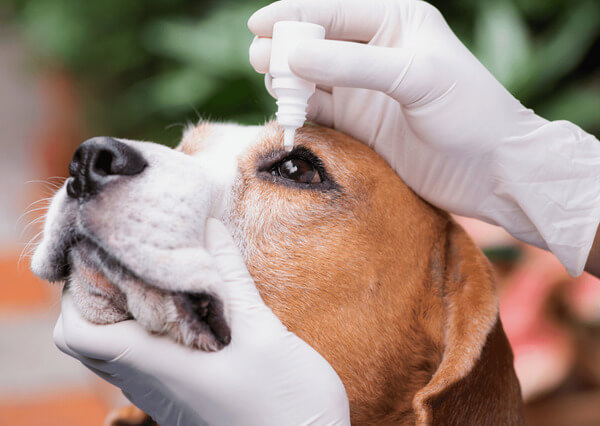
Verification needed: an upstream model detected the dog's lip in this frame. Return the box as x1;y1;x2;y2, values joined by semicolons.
63;231;232;347
66;231;142;284
64;229;182;296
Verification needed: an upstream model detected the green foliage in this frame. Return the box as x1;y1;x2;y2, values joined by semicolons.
7;0;600;144
8;0;273;145
473;0;600;102
437;0;600;133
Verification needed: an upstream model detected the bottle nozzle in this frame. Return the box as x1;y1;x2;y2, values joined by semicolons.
269;21;325;152
283;127;296;150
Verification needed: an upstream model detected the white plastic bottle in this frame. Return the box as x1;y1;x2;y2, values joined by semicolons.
269;21;326;150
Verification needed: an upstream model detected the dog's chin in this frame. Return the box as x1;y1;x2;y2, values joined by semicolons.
30;234;75;283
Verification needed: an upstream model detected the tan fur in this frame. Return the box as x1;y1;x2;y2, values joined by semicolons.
176;121;214;155
107;123;523;425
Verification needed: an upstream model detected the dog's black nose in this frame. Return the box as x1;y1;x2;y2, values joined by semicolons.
66;137;146;199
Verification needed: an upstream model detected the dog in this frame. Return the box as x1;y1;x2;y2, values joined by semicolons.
32;122;523;424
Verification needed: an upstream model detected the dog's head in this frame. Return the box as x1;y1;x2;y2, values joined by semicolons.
32;122;522;423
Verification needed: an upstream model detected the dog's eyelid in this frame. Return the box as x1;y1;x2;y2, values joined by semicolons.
258;146;324;172
255;146;339;191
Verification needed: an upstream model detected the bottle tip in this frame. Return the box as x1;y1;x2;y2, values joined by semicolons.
283;128;296;150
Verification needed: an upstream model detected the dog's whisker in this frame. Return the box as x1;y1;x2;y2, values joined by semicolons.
16;206;51;225
20;241;42;267
21;218;47;236
22;213;47;229
21;197;54;212
190;104;202;122
20;216;47;239
18;230;44;270
165;122;186;130
24;179;66;190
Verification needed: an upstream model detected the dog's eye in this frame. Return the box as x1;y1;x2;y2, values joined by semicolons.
271;158;322;184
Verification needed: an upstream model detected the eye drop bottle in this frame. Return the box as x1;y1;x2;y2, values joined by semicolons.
269;21;326;150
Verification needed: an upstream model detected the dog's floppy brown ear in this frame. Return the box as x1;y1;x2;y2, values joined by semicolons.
413;223;523;425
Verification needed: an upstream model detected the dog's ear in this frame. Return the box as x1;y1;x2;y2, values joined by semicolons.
413;224;523;425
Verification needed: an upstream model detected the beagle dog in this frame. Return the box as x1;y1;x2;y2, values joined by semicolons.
32;122;523;425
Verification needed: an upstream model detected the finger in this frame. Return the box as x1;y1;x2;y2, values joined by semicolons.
249;36;271;74
289;39;418;104
59;290;141;362
307;88;333;127
54;307;123;382
203;220;289;342
204;219;288;337
204;218;263;303
53;313;79;359
316;84;332;94
249;36;332;95
80;362;124;385
248;0;385;42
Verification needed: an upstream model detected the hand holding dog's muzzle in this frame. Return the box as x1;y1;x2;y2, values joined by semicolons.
54;218;350;426
249;0;600;277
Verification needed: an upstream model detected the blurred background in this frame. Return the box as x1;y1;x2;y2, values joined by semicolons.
0;0;598;424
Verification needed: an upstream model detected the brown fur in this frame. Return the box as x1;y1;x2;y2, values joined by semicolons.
106;123;523;425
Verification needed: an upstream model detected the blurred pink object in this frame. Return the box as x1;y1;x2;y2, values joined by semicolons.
453;216;514;248
566;273;600;323
499;247;575;401
455;217;600;400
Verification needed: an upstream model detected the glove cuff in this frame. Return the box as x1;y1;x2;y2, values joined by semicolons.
479;120;600;276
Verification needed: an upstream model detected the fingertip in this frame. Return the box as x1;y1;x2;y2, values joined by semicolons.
59;288;81;321
248;4;278;36
205;217;229;238
249;36;272;74
247;12;261;35
53;314;73;357
60;294;138;362
204;219;260;298
205;218;236;255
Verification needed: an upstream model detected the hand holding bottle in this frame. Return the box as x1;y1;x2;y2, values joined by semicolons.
249;0;600;276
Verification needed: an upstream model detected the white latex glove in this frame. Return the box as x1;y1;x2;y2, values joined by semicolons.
54;218;350;426
248;0;600;276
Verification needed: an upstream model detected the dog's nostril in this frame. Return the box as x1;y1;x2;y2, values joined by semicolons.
93;149;115;176
68;150;82;177
67;137;147;199
72;149;82;164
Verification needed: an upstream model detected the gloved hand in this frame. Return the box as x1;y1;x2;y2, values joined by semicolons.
248;0;600;276
54;218;350;426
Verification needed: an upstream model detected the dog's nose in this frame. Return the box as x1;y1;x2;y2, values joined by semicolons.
66;137;147;199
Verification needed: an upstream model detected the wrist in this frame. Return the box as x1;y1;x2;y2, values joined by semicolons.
485;119;600;276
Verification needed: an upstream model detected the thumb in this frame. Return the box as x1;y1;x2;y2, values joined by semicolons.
204;218;264;307
59;289;141;361
204;218;287;337
289;39;434;106
53;313;78;359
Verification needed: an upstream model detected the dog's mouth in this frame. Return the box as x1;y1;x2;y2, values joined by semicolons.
60;231;231;348
31;184;231;350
